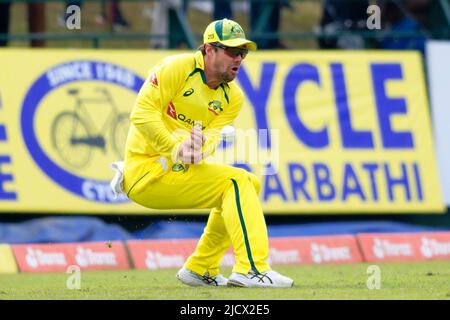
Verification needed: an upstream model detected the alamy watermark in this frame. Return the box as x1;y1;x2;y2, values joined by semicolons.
65;5;81;30
170;123;280;176
62;4;380;32
366;265;381;290
66;265;81;290
366;5;381;30
209;128;280;176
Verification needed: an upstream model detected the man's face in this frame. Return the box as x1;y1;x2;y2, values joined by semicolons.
208;43;248;83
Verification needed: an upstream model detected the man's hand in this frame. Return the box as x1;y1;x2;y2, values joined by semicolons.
177;123;206;164
190;123;205;151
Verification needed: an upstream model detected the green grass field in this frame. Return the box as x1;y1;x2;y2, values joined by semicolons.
1;261;450;300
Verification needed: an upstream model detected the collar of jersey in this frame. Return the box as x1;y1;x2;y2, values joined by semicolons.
192;51;230;89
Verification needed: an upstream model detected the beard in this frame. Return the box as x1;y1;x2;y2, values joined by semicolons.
213;59;237;83
218;71;235;83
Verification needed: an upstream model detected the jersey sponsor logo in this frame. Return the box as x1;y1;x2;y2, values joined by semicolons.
208;100;223;115
177;113;206;129
149;73;158;87
183;88;194;97
167;101;177;120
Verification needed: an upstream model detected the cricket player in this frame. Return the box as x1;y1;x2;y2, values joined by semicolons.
122;18;293;288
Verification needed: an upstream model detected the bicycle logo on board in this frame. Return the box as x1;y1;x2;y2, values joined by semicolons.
21;60;143;203
51;87;130;169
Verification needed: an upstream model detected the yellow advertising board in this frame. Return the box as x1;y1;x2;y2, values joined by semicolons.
0;49;443;213
0;244;18;273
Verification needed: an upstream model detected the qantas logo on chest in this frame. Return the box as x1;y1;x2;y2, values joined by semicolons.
177;114;206;129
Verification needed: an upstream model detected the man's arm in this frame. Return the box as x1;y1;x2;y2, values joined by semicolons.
130;61;187;159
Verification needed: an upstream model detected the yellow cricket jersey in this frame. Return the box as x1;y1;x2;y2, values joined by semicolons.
123;50;244;195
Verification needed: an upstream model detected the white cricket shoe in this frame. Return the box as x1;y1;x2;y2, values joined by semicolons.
176;267;228;287
228;270;294;288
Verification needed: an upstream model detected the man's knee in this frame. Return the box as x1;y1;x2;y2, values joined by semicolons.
247;172;261;194
231;168;261;194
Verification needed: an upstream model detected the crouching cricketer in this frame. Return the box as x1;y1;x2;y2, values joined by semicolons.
123;18;293;288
